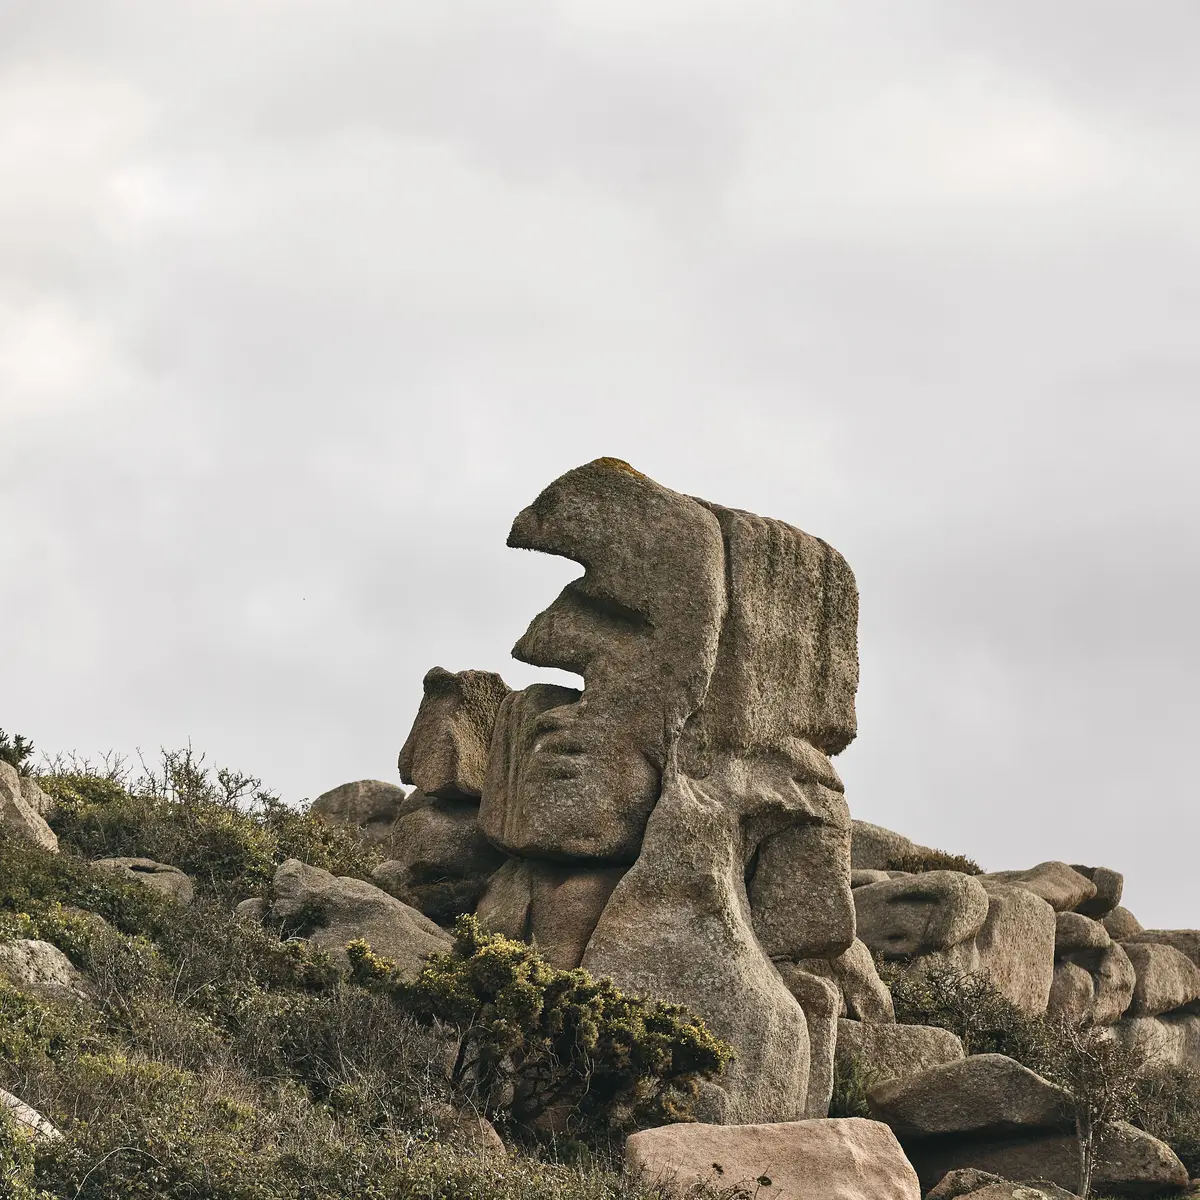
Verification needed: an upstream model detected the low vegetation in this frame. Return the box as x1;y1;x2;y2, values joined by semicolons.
884;848;983;875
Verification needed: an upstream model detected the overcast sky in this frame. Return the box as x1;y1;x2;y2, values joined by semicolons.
2;2;1197;926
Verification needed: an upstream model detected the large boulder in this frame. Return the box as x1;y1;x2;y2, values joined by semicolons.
977;881;1056;1016
1102;906;1145;940
906;1123;1187;1197
0;938;87;999
778;968;840;1118
309;779;410;843
399;667;511;800
0;762;57;851
853;872;989;960
978;864;1096;913
1125;930;1200;969
798;937;896;1022
625;1117;920;1200
371;794;506;925
1122;942;1200;1017
851;820;940;872
1047;961;1096;1026
1055;911;1111;955
867;1055;1072;1139
1070;865;1123;918
267;859;451;979
92;857;194;904
1089;943;1137;1025
836;1020;964;1088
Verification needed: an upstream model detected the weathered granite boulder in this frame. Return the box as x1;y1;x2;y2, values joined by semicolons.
978;864;1096;913
625;1117;920;1200
1070;865;1123;918
836;1020;964;1088
476;857;626;969
1047;961;1095;1026
267;859;451;979
92;857;194;904
867;1055;1072;1140
1123;942;1200;1018
927;1169;1081;1200
1089;943;1137;1025
850;820;940;872
0;761;57;851
797;937;896;1022
1;1087;62;1144
310;779;410;843
19;775;54;820
977;880;1056;1016
778;968;840;1117
853;871;989;960
1055;911;1111;955
906;1123;1187;1197
0;938;87;999
1102;906;1144;940
399;667;511;799
372;794;505;925
1125;930;1200;969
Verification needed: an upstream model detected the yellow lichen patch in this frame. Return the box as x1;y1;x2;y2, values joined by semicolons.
588;456;646;478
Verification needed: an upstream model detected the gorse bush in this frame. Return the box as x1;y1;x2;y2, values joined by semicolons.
41;747;382;898
349;915;734;1136
884;848;983;875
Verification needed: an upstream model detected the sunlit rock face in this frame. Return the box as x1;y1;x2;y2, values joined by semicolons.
471;457;861;1124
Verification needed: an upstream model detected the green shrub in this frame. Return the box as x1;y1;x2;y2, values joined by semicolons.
885;848;983;875
828;1049;873;1119
41;748;382;899
349;915;734;1136
0;728;36;775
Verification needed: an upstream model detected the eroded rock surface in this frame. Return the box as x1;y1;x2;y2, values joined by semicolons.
310;779;410;843
836;1020;964;1088
853;871;989;960
93;857;194;904
0;761;57;851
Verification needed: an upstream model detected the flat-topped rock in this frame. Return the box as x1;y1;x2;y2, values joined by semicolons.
1125;930;1200;969
853;871;989;959
977;880;1056;1016
1055;911;1111;955
1123;942;1200;1017
978;863;1096;913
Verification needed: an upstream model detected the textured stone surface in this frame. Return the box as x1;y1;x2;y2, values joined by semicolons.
867;1055;1072;1139
979;864;1096;913
268;859;450;979
852;868;892;887
399;667;511;799
836;1020;964;1088
625;1117;920;1200
799;938;896;1022
93;857;195;904
927;1171;1081;1200
1047;960;1095;1026
1055;911;1111;954
1070;865;1124;918
0;938;87;998
1089;943;1137;1025
1102;906;1144;940
1125;930;1200;969
1123;942;1200;1017
476;857;626;969
371;795;505;925
977;881;1056;1016
310;779;409;842
1;1087;62;1144
779;968;840;1118
904;1123;1188;1197
19;775;54;819
853;872;989;960
0;761;57;851
851;820;940;872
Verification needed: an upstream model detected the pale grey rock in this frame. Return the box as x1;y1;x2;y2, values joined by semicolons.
19;775;54;819
799;937;896;1022
1088;943;1137;1025
1055;911;1111;955
978;863;1096;913
904;1123;1187;1197
371;795;505;925
476;857;626;969
1123;942;1200;1017
235;897;266;921
1047;960;1095;1026
1125;929;1200;969
624;1117;920;1200
977;880;1056;1016
0;761;57;851
92;857;194;904
1070;865;1123;918
853;871;989;960
398;667;511;799
836;1020;964;1088
851;868;892;887
309;779;409;842
867;1055;1073;1139
0;938;87;999
1;1087;62;1144
851;820;939;871
1102;906;1144;940
268;859;450;979
778;967;840;1117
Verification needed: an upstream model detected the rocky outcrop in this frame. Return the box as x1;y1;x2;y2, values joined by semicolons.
399;667;511;800
625;1117;920;1200
797;937;896;1022
1071;865;1123;919
310;779;411;843
978;863;1097;913
1125;930;1200;969
1102;907;1144;940
0;938;87;999
92;857;195;904
836;1020;964;1087
372;794;505;926
1122;942;1200;1018
977;881;1056;1016
779;969;840;1118
853;871;989;960
266;859;451;979
850;820;940;872
0;761;57;851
